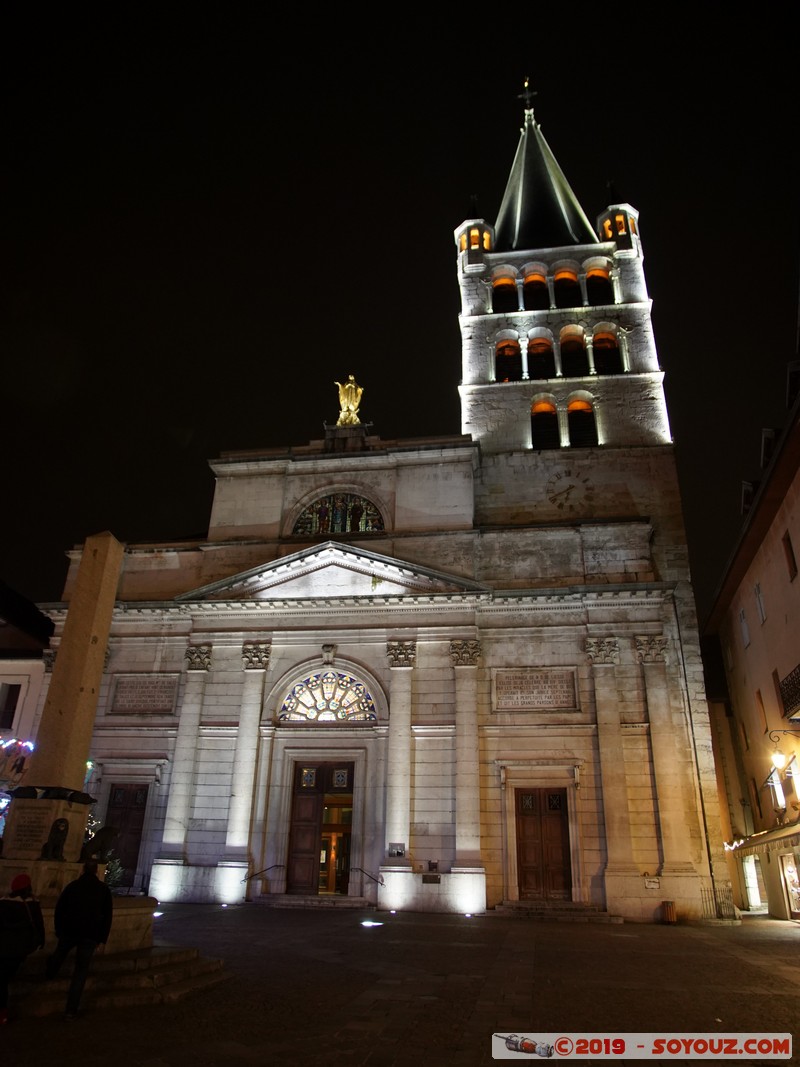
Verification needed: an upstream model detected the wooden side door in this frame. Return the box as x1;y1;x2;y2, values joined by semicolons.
105;783;149;888
515;787;571;901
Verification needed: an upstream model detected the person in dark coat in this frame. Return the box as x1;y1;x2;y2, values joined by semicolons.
0;872;46;1025
46;860;113;1018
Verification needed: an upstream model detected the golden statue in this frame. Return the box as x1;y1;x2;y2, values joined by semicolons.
335;375;363;426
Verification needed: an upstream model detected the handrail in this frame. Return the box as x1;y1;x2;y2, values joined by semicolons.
242;864;285;884
350;866;385;887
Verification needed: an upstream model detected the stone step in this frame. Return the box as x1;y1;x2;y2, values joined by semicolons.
490;901;624;924
11;945;228;1018
255;894;374;910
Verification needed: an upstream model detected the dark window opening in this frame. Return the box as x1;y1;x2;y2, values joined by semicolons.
568;406;598;448
560;339;590;377
496;342;522;382
527;340;556;380
593;334;623;375
492;279;518;314
531;405;560;450
586;270;613;305
554;272;581;309
523;276;549;311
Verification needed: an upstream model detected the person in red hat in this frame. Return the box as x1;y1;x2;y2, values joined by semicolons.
0;872;45;1024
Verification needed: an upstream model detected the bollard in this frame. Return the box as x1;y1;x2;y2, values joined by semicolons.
662;900;677;924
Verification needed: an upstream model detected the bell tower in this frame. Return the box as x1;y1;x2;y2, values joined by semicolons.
454;99;670;459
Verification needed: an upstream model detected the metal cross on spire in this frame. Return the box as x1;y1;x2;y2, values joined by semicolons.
518;76;537;111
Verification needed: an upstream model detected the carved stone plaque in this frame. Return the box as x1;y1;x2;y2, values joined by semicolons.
110;674;179;715
494;668;577;710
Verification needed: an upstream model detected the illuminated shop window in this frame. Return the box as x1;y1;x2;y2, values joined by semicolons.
531;400;560;450
293;494;384;536
279;671;377;722
495;340;522;382
567;399;598;448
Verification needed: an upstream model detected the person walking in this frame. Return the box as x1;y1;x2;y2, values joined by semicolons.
0;872;46;1025
46;860;113;1018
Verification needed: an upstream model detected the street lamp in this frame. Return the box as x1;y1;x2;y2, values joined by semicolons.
768;729;800;769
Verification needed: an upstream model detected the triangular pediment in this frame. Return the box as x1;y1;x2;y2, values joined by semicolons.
176;542;486;602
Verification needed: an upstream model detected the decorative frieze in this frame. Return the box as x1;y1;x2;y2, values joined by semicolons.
635;636;669;664
450;639;481;667
386;640;416;668
184;645;212;672
586;637;620;665
242;643;271;671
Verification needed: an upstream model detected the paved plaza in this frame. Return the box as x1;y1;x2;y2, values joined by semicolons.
2;906;797;1066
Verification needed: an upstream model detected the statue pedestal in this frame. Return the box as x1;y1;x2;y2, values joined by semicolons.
1;795;90;865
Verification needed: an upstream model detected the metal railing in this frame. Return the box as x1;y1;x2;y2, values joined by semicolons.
241;864;285;884
350;866;384;887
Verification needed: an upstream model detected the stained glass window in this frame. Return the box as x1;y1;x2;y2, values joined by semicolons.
292;493;384;536
279;671;377;722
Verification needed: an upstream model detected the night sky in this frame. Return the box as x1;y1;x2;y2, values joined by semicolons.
3;12;798;625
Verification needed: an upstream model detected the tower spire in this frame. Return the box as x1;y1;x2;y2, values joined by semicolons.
494;83;597;252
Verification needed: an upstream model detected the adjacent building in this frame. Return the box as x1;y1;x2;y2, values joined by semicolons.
7;99;731;920
705;376;800;919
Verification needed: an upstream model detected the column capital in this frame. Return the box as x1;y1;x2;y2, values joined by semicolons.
450;639;481;667
635;635;669;664
185;645;212;672
586;637;619;665
242;642;271;671
387;640;416;668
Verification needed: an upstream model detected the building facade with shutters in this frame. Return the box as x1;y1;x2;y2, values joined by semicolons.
25;101;729;920
705;383;800;920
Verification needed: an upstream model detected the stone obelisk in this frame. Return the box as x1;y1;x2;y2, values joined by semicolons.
0;531;124;898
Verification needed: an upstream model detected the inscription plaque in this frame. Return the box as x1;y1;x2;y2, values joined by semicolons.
494;668;577;710
111;674;178;715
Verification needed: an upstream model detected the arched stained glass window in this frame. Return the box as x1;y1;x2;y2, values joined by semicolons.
279;671;377;722
292;493;384;536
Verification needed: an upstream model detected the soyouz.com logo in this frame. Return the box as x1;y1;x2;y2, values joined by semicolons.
492;1032;792;1059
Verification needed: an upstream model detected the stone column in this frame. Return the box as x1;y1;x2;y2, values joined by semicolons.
587;638;638;874
451;640;482;867
384;640;415;862
585;334;597;375
160;644;211;856
635;636;696;874
225;643;270;855
26;531;123;792
1;532;124;893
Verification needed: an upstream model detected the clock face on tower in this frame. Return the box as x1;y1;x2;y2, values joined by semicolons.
545;468;595;512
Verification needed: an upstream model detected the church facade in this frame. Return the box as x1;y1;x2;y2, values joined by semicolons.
38;102;730;921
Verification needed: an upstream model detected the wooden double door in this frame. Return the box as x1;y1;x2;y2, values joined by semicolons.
515;787;571;901
286;762;354;895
